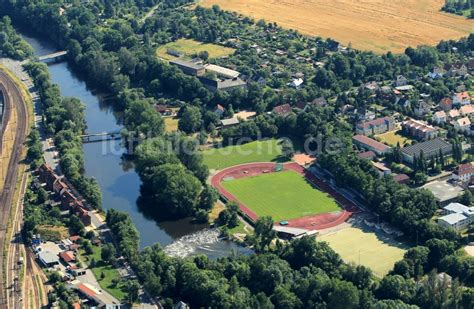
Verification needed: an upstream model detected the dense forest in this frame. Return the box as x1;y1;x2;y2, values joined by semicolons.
1;0;474;307
442;0;474;18
0;15;32;59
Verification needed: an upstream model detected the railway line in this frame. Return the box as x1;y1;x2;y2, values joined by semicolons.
0;69;29;308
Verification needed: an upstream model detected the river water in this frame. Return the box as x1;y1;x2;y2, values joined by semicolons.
21;32;251;258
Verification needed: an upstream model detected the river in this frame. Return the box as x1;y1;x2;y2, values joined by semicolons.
21;32;252;259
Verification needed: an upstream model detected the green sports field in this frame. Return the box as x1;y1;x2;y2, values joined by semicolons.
221;170;340;222
202;139;283;170
319;227;408;277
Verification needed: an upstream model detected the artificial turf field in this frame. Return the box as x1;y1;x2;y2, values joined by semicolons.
202;139;283;170
319;227;408;277
221;170;340;222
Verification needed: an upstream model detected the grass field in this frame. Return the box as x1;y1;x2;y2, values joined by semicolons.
156;38;235;60
319;227;408;277
376;130;413;147
202;139;283;170
80;246;125;301
200;0;473;53
164;117;179;132
222;170;340;222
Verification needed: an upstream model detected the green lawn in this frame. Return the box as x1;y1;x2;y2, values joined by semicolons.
222;170;340;221
156;38;235;60
79;246;126;301
376;130;413;147
319;227;408;277
203;139;284;170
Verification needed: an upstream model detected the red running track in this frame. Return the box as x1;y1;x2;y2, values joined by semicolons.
211;162;360;231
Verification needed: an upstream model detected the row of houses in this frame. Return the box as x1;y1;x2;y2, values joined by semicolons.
37;164;91;226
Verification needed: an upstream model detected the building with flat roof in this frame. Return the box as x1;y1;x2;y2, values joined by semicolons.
170;59;205;76
199;76;247;92
438;202;474;230
220;117;240;128
38;251;60;267
422;180;464;206
352;135;391;156
401;138;452;164
205;64;240;79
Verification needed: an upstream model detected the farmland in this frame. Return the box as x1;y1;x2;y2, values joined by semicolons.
319;227;408;277
221;170;340;222
200;0;473;54
202;139;283;170
156;38;235;60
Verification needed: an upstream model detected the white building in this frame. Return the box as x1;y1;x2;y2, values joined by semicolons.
451;163;474;183
438;202;474;231
433;111;447;124
289;78;304;89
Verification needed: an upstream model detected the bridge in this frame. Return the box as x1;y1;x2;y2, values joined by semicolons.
38;51;68;63
81;131;122;143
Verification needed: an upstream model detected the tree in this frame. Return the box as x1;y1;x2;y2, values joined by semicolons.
250;216;276;252
328;279;360;309
459;190;473;206
124;280;140;304
101;244;116;264
178;106;203;134
281;139;295;159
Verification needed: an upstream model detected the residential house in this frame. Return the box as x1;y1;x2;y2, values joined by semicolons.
395;75;408;87
448;109;460;119
414;100;432;117
439;97;453;111
154;105;173;116
53;180;69;196
453;117;471;133
437;202;474;231
468;58;474;74
395;85;414;92
402;119;438;140
352;135;392;156
220;117;240;128
213;104;225;118
427;67;445;79
59;251;76;264
451;163;474;183
357;109;376;121
453;92;471;105
372;162;391;177
355;117;395;136
37;164;60;191
393;174;410;185
272;104;292;117
401;138;452;164
357;151;376;160
460;104;474;116
433;111;447;124
444;62;468;77
169;59;205;76
289;78;304;89
364;81;379;92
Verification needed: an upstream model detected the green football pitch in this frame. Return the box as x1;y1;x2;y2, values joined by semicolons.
221;170;340;222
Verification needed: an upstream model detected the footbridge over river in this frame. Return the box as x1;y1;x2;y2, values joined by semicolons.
38;51;68;63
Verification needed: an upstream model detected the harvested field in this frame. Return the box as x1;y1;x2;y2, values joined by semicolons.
200;0;473;53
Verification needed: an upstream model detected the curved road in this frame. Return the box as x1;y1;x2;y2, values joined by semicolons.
0;69;29;308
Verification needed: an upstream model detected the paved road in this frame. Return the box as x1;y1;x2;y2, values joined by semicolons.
0;68;29;308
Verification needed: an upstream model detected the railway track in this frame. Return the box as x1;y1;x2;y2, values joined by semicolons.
0;69;29;308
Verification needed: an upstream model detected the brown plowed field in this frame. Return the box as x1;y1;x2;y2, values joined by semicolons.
200;0;473;53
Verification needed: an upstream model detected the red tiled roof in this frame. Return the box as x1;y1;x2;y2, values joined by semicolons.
440;97;452;106
358;117;391;129
393;174;410;183
272;104;292;115
352;135;391;153
455;163;474;176
357;151;376;159
76;283;96;298
69;235;81;242
59;251;75;263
